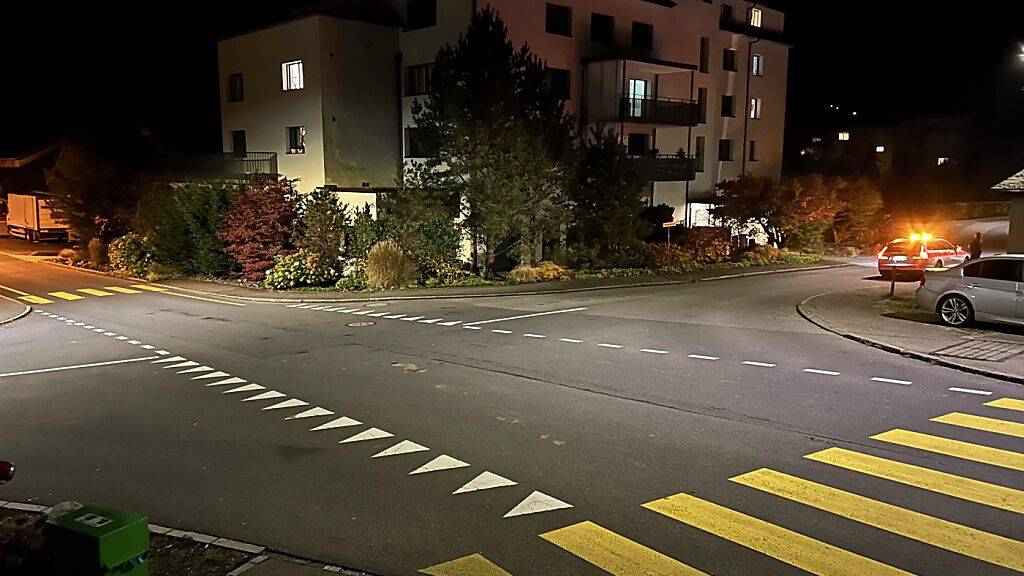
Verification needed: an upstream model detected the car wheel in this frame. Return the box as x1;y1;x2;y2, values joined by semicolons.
880;270;892;281
938;294;973;327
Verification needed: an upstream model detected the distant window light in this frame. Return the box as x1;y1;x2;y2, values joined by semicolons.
837;131;850;141
750;7;763;27
749;97;762;119
287;126;306;154
811;136;822;143
751;54;763;76
282;60;304;91
875;145;885;153
937;156;951;166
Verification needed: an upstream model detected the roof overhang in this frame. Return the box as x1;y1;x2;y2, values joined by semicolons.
582;54;696;75
992;168;1024;193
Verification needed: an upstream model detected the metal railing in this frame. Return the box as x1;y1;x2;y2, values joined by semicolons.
155;152;278;181
628;154;698;182
619;95;700;126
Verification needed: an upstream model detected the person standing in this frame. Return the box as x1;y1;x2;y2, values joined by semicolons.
968;232;983;260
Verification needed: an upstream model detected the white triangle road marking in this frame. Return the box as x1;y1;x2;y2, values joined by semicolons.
418;318;442;324
352;310;374;316
243;390;287;402
339;427;393;443
140;345;155;350
152;356;186;364
438;320;462;326
401;316;424;321
310;416;361;431
409;454;470;475
372;440;429;458
164;361;199;369
262;398;308;411
383;314;405;319
368;312;388;317
192;371;230;380
453;471;517;494
502;491;572;518
206;377;246;387
338;309;360;313
286;407;334;420
224;383;265;394
177;366;214;374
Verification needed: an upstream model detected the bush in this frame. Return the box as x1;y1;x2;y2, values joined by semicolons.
507;261;570;284
733;245;821;266
107;233;154;276
365;240;417;290
263;250;341;290
406;212;461;280
146;262;182;281
218;178;298;281
87;237;108;268
296;188;348;263
58;248;83;264
678;227;731;263
135;181;235;277
349;206;398;259
641;243;697;272
335;260;368;291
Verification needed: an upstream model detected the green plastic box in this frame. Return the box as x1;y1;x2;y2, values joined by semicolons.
46;502;149;576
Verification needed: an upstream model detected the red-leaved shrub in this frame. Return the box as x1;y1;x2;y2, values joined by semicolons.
218;178;298;280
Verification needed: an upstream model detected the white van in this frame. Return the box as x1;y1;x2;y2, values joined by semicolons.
5;193;69;242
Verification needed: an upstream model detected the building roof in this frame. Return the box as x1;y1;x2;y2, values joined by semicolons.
992;168;1024;192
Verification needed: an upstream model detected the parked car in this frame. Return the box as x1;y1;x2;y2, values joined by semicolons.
916;255;1024;327
877;234;967;280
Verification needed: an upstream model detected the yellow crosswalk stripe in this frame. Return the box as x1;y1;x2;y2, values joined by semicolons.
18;295;53;304
872;429;1024;471
541;521;708;576
48;291;85;301
77;288;114;297
104;286;142;294
932;412;1024;439
419;553;513;576
732;468;1024;572
985;398;1024;413
806;447;1024;515
130;284;167;292
643;493;912;576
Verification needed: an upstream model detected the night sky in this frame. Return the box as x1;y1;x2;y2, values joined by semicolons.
4;1;1022;172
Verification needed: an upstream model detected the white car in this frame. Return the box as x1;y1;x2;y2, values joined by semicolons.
916;255;1024;327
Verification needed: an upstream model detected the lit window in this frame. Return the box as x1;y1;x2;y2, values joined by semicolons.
282;60;304;91
811;136;822;143
287;126;306;154
750;7;762;27
837;131;850;141
749;97;762;119
937;156;951;166
751;54;763;76
875;145;885;153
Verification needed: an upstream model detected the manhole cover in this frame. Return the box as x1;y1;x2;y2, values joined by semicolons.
932;340;1024;362
347;321;375;327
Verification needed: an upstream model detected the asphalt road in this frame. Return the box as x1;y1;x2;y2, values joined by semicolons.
1;249;1022;576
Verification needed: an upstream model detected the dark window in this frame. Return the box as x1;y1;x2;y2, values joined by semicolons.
697;87;708;123
405;63;433;96
718;139;733;161
545;68;571;101
227;73;244;102
721;94;734;117
405;127;436;158
286;126;305;154
631;21;653;51
721;4;734;21
230;130;246;155
748;140;758;161
723;49;737;72
966;259;1023;282
546;4;572;36
695;136;706;172
699;37;709;73
627;133;649;157
405;0;436;31
962;262;982;278
591;13;614;43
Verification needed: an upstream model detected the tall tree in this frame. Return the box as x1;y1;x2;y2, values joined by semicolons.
832;176;884;246
711;174;840;248
570;128;647;252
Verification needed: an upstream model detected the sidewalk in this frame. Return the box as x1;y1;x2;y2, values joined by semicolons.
0;295;30;325
799;282;1024;384
158;259;848;303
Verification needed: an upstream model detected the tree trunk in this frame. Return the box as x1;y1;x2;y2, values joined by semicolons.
471;234;479;275
484;235;496;280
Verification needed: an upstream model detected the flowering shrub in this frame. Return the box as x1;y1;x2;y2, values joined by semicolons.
263;250;340;289
108;233;155;276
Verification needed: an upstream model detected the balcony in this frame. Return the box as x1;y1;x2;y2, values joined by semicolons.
155;152;278;182
619;95;699;127
719;17;788;44
629;154;697;182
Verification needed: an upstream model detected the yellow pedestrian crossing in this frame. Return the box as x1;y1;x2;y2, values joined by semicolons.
871;428;1024;471
104;286;142;294
419;553;513;576
76;288;114;296
540;521;708;576
932;412;1024;439
48;291;85;301
131;284;167;292
985;398;1024;413
643;492;913;576
805;447;1024;514
731;468;1024;572
18;295;53;304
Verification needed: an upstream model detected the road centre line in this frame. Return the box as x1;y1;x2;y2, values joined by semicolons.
871;377;912;385
598;343;623;349
463;326;482;330
162;290;247;307
688;354;719;361
559;338;583;343
0;283;31;296
804;368;841;376
641;348;669;354
463;307;587;326
523;333;546;339
949;387;992;396
0;356;161;378
742;360;776;367
492;329;512;334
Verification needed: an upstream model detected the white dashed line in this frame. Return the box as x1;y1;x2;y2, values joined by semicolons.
492;329;512;334
115;336;128;340
401;316;424;321
103;332;117;337
598;343;623;349
523;333;546;339
463;326;482;330
688;354;719;361
742;361;776;368
83;325;94;329
338;309;360;313
140;345;155;350
641;348;669;354
127;340;141;345
438;320;462;326
383;314;405;319
558;338;583;343
463;307;588;326
871;377;912;385
804;368;841;376
352;310;374;316
418;318;443;324
368;312;388;317
155;350;170;355
948;387;992;396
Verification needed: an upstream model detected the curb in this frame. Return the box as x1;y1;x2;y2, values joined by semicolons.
0;500;373;576
797;291;1024;385
0;293;31;326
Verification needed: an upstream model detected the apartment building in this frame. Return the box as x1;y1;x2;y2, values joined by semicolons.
219;0;789;222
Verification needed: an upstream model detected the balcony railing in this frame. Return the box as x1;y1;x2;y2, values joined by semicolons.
619;95;699;127
155;152;278;181
628;154;697;182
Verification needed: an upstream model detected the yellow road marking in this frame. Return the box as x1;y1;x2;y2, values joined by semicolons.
19;295;53;304
643;493;912;576
806;447;1024;515
164;291;246;307
77;288;114;297
48;291;85;301
104;286;142;294
0;283;31;296
130;284;167;292
419;553;513;576
932;412;1024;439
731;468;1024;572
986;398;1024;413
541;520;708;576
872;429;1024;471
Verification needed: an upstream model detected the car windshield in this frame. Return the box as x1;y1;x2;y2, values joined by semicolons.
885;240;920;255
